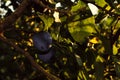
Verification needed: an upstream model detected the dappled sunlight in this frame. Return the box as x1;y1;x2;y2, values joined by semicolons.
0;0;120;80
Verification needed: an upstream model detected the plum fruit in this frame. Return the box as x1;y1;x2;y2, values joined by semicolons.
32;31;55;62
32;31;52;52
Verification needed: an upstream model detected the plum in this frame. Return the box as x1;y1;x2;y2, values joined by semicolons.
32;31;52;52
38;48;55;62
32;31;55;62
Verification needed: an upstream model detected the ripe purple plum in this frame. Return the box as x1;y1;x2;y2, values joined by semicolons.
32;31;55;62
32;31;52;52
38;48;55;62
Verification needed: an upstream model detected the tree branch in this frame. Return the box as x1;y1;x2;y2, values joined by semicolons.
33;0;70;13
0;0;31;32
0;35;61;80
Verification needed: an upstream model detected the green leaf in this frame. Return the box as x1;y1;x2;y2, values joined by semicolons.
38;14;54;31
78;70;89;80
113;44;118;55
71;0;86;12
95;0;107;7
96;55;105;63
71;31;90;42
68;17;96;43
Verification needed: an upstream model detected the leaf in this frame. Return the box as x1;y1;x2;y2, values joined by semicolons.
89;37;99;44
97;46;105;54
96;55;105;63
78;70;89;80
71;0;86;12
95;0;107;7
88;3;99;15
113;44;118;55
68;17;96;43
38;14;54;31
71;31;90;43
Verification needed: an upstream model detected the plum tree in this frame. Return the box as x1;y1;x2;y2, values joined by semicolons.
1;0;120;80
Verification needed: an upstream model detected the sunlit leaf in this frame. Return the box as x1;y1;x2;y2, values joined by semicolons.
71;0;86;12
1;0;120;79
38;14;54;31
113;44;118;55
78;70;88;80
96;55;105;63
68;17;96;42
88;3;99;15
71;31;90;42
89;37;99;44
95;0;107;7
97;46;105;54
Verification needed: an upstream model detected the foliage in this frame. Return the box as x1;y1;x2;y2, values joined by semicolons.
0;0;120;80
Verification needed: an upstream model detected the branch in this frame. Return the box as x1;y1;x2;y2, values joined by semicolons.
0;0;31;32
33;0;70;13
0;35;61;80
